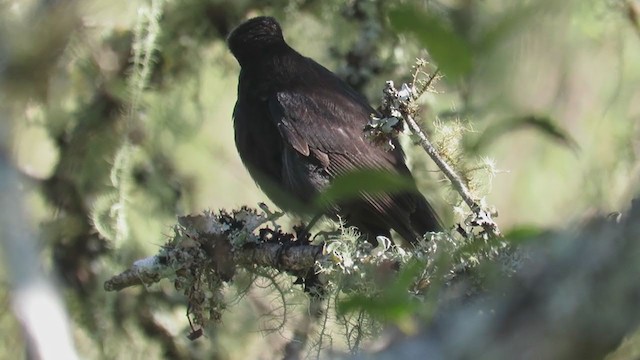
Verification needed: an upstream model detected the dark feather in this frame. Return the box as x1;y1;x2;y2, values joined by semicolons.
228;16;442;243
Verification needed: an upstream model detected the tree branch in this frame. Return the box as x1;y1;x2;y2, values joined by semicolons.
367;69;501;238
105;210;326;292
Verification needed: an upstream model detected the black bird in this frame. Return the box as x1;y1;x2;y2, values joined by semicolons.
227;16;441;243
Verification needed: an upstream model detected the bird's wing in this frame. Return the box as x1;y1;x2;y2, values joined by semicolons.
267;89;405;176
267;89;438;239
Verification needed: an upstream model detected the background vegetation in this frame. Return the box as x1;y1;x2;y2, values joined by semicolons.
1;0;639;359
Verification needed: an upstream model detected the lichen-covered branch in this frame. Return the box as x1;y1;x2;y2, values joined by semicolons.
367;65;501;238
103;204;502;342
104;207;333;337
403;111;476;210
104;255;178;291
237;242;324;271
104;206;327;290
104;231;325;292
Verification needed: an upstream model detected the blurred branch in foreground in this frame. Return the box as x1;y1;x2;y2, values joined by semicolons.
0;152;79;360
366;198;640;360
0;2;80;358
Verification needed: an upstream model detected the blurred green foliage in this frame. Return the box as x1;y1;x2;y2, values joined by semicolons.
390;4;473;79
1;0;639;359
315;169;416;209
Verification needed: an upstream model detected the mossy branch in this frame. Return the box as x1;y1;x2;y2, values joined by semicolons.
104;226;325;292
367;62;502;238
104;202;506;342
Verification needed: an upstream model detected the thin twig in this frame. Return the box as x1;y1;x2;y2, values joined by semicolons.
403;112;501;238
404;113;477;211
372;65;502;238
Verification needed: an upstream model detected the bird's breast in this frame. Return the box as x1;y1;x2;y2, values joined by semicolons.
233;97;283;184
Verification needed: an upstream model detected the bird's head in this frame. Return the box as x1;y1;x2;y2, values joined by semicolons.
227;16;286;66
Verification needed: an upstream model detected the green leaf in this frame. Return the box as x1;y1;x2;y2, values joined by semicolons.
314;169;415;209
504;225;547;245
467;115;579;152
389;5;472;80
477;5;536;54
337;261;424;320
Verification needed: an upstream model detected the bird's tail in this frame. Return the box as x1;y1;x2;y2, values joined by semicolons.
410;195;443;239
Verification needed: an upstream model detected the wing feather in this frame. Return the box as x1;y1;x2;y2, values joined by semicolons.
267;88;437;240
267;90;403;175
